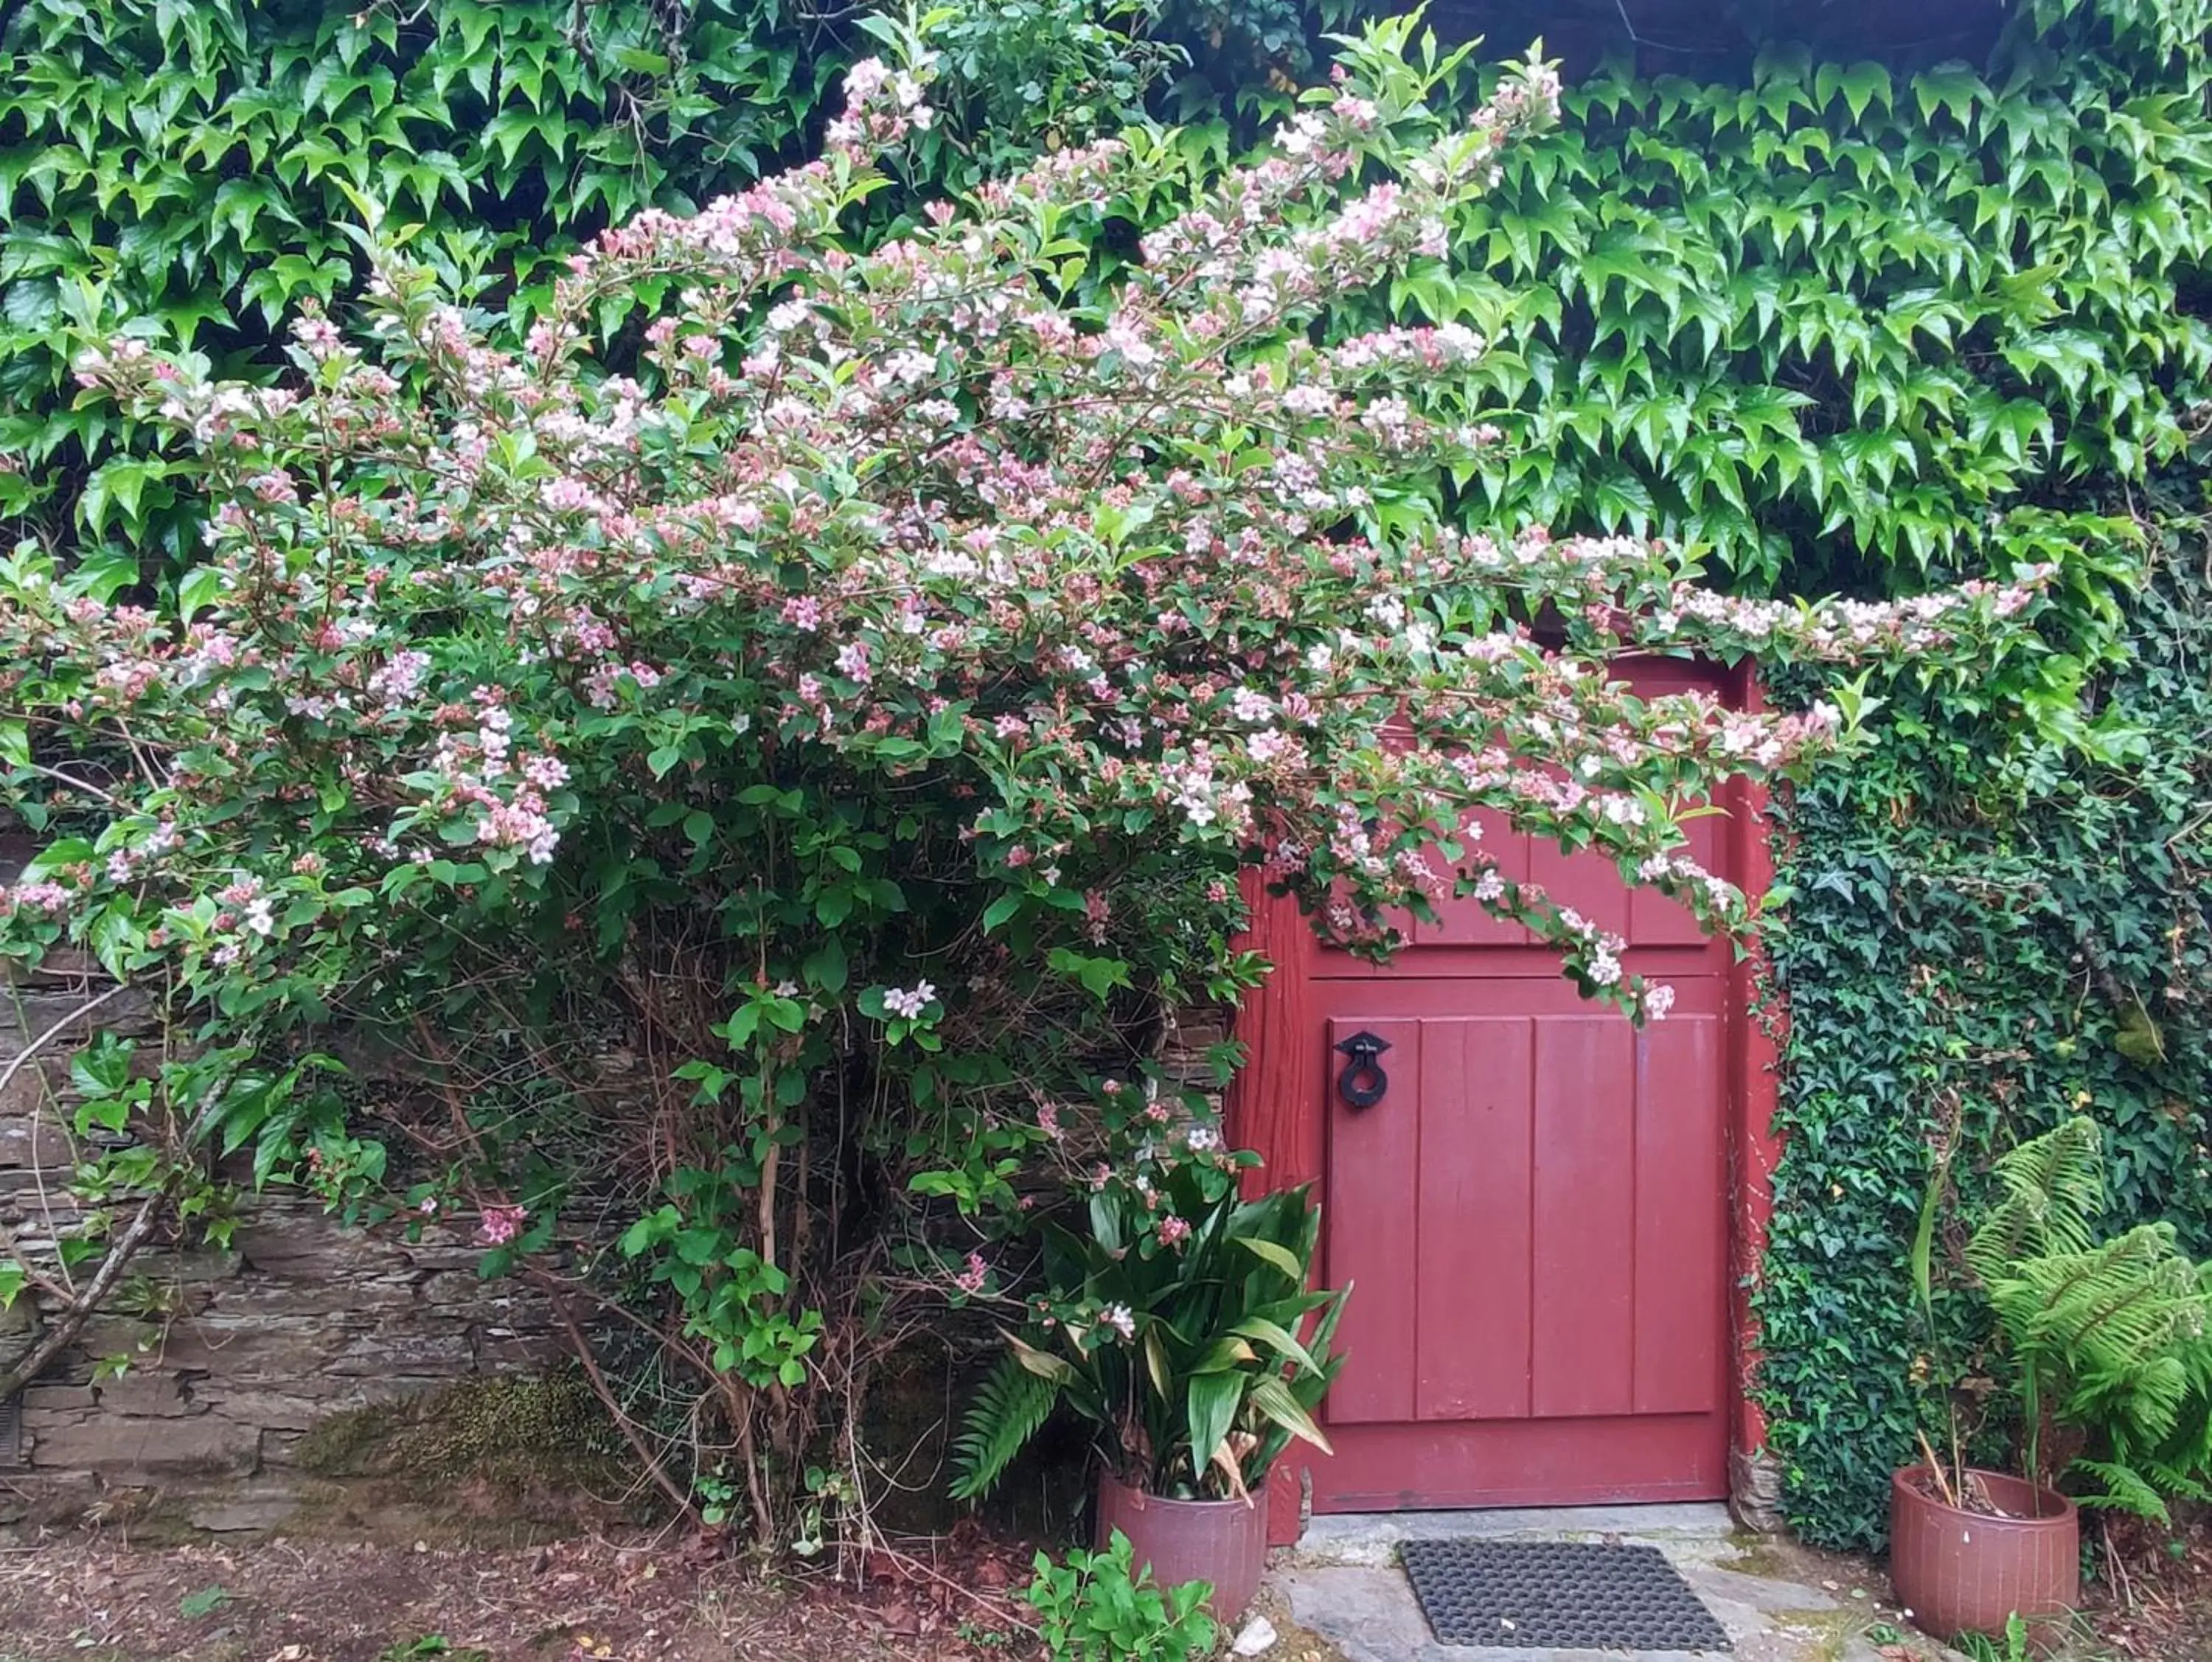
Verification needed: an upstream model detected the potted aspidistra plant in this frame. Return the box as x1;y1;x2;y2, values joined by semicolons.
1893;1116;2212;1647
951;1095;1346;1622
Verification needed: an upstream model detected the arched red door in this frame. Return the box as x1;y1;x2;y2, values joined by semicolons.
1229;659;1768;1522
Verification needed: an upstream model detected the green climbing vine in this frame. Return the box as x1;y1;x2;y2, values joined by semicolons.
1759;479;2212;1549
0;0;1175;565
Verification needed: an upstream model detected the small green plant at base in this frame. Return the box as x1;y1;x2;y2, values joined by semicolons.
792;1464;856;1558
692;1465;740;1529
378;1641;492;1662
178;1586;232;1620
1024;1532;1217;1661
1955;1613;2031;1662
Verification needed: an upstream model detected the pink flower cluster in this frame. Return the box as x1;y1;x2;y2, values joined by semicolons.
11;29;2048;1051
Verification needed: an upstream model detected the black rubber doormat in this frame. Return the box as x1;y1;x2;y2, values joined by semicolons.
1399;1539;1733;1652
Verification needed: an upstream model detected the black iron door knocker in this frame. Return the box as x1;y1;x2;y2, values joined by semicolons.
1335;1031;1391;1109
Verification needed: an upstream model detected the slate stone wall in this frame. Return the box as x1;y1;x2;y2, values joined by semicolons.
0;845;557;1531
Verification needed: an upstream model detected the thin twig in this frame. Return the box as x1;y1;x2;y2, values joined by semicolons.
2;979;133;1300
0;981;131;1107
540;1276;697;1520
1916;1427;1959;1510
0;1194;163;1401
873;1544;1040;1635
2105;1524;2138;1613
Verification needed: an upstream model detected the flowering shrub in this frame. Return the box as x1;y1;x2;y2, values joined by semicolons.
0;17;2045;1540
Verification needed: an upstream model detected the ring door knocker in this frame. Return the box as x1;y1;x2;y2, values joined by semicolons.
1334;1031;1391;1110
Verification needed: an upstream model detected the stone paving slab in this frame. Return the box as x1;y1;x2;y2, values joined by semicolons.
1279;1505;1956;1662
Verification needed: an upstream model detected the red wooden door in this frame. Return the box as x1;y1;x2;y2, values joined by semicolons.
1305;664;1736;1512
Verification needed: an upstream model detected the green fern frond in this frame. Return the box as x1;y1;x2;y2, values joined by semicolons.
1968;1116;2212;1504
2069;1458;2171;1523
950;1352;1062;1503
1966;1117;2104;1282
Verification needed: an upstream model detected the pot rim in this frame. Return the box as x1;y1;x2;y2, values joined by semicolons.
1891;1464;2079;1524
1099;1472;1267;1512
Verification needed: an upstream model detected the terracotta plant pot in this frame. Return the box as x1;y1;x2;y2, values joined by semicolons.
1095;1471;1268;1623
1889;1466;2079;1647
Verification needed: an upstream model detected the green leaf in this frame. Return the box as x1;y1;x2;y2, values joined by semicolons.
1232;1235;1304;1282
1186;1370;1241;1487
1231;1315;1322;1376
176;563;229;622
803;935;848;995
179;1586;232;1620
1010;1335;1074;1385
1837;63;1892;124
1247;1375;1333;1454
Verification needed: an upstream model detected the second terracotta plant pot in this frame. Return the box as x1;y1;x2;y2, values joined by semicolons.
1096;1471;1268;1623
1889;1466;2079;1649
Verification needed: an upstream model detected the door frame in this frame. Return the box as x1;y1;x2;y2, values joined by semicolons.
1223;662;1782;1544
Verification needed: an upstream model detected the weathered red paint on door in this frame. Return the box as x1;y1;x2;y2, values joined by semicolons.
1231;659;1750;1519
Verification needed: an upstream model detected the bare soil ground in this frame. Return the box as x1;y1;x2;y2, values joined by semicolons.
2081;1512;2212;1661
0;1526;1047;1662
1;1512;2199;1662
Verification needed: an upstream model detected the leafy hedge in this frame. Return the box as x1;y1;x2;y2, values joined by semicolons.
1759;492;2212;1548
0;0;1180;563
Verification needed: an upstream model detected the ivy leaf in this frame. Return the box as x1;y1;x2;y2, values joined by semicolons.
1837;63;1892;124
2113;995;2167;1067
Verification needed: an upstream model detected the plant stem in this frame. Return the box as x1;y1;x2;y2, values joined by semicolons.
0;1195;163;1402
1916;1427;1959;1509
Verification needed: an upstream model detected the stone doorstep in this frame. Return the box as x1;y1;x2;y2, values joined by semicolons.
1279;1507;1946;1662
1295;1503;1738;1568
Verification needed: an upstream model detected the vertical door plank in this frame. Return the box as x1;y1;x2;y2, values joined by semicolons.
1531;1015;1637;1419
1416;1017;1535;1421
1324;1016;1422;1425
1634;1013;1726;1414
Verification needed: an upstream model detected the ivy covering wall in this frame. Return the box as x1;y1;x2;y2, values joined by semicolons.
0;0;1186;562
1759;505;2212;1548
